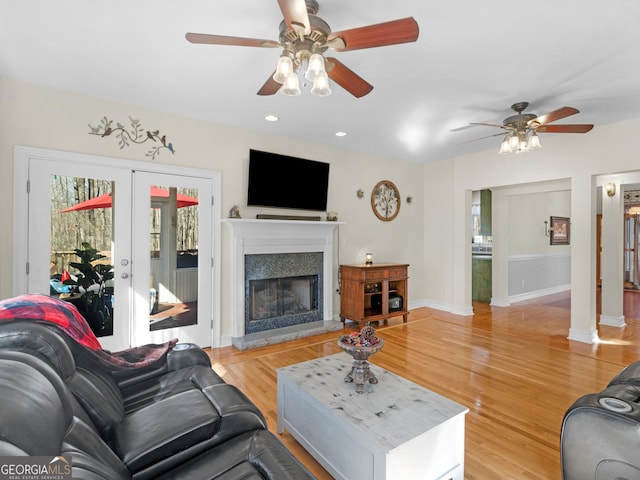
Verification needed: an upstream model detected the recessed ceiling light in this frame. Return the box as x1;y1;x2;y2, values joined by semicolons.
265;115;279;122
335;131;347;137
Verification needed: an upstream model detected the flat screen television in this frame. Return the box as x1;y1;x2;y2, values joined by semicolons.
247;149;330;212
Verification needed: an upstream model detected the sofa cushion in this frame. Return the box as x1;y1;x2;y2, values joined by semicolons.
119;365;226;414
155;430;316;480
0;357;67;455
67;366;126;437
0;321;76;379
113;389;219;473
62;417;132;480
0;351;132;479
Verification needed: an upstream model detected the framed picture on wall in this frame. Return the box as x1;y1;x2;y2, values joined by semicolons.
550;216;570;245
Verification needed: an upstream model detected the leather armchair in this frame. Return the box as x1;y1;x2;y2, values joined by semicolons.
561;367;640;479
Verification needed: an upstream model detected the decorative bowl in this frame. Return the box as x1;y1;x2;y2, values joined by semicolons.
337;329;384;393
337;336;384;360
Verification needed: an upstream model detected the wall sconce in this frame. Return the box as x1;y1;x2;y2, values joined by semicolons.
356;189;364;199
605;182;616;197
544;220;552;237
406;195;413;204
365;253;373;265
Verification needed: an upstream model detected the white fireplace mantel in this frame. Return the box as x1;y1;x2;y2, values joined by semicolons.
223;218;343;338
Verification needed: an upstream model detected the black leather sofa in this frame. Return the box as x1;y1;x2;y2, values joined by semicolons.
0;295;315;480
560;361;640;480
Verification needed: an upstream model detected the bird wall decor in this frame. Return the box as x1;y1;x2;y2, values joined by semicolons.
88;115;175;159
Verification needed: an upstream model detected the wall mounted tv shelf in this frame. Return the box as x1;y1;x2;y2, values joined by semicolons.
256;214;322;221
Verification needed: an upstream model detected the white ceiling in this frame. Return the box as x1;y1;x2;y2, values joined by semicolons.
3;1;640;164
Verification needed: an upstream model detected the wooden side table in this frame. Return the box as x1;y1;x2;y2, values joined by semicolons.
339;263;409;327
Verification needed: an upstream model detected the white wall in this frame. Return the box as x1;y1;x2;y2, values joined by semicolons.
493;181;572;302
425;117;640;342
0;76;425;340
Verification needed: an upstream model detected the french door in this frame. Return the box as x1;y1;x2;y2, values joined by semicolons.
14;147;218;352
25;158;132;351
131;171;213;346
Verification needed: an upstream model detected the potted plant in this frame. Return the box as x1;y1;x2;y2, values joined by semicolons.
63;242;114;335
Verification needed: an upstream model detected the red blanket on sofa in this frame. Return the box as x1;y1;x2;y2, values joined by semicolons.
0;294;177;368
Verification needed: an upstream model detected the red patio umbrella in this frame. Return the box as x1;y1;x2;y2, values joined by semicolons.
60;186;198;212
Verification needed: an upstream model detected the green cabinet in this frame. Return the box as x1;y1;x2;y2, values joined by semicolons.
472;257;492;302
480;189;492;236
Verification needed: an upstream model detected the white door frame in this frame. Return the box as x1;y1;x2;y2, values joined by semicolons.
13;145;222;349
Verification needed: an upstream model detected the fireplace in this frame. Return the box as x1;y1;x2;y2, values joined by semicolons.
245;252;323;334
249;275;317;320
224;218;342;349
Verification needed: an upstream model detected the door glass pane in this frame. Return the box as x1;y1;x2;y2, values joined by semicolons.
50;175;115;338
149;185;199;331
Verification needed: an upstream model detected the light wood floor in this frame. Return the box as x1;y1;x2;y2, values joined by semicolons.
205;290;640;479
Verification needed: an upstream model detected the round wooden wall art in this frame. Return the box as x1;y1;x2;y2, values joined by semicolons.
371;180;400;221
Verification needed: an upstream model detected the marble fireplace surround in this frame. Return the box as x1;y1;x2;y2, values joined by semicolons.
224;219;343;349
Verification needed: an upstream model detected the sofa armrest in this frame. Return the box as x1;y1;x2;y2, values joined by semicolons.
202;383;268;439
113;344;210;391
167;344;211;371
561;383;640;480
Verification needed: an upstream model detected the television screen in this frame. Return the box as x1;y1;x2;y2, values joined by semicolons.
247;149;330;212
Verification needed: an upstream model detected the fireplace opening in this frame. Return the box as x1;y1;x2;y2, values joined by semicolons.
249;275;318;321
244;252;324;334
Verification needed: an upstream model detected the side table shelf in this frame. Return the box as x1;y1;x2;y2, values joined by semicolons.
339;263;409;327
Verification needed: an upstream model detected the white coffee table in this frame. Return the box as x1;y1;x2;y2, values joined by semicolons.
277;353;469;480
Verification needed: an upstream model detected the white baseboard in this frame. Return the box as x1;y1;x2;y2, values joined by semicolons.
490;297;511;307
567;327;599;344
599;314;626;327
509;284;571;304
420;298;473;316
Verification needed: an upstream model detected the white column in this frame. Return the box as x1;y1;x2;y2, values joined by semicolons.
490;188;510;306
452;189;473;315
600;179;625;326
568;173;599;343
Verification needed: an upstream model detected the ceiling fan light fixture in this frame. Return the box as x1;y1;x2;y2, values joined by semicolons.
499;135;512;154
528;131;542;150
472;101;590;155
273;55;294;84
508;134;519;152
515;132;529;154
311;70;332;96
281;72;301;96
305;53;326;81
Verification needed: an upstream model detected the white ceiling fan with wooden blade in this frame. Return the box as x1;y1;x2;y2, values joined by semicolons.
185;0;419;98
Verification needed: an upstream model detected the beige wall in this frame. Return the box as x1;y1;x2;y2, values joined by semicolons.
4;74;640;344
0;76;425;340
504;186;571;256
